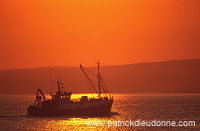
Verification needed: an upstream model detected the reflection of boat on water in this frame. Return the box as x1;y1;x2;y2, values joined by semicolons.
27;62;114;116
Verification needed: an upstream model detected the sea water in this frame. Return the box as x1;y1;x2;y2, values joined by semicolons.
0;94;199;130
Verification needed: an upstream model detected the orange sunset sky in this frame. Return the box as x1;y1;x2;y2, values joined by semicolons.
0;0;200;70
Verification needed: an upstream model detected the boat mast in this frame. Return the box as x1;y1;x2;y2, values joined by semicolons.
57;81;62;98
97;61;101;98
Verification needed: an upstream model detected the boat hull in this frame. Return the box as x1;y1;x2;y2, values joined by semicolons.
27;105;41;116
27;99;113;117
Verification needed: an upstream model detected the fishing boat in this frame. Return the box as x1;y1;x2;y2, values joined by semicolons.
27;62;114;116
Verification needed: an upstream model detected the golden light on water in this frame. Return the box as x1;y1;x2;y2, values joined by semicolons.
1;94;199;130
24;93;200;130
39;117;111;131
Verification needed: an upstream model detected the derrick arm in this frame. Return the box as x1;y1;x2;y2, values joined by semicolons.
80;64;98;94
36;89;46;101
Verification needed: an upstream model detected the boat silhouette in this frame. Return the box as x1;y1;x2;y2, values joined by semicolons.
27;62;114;116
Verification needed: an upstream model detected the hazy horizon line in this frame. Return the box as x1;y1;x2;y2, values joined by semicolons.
0;92;200;96
1;58;200;71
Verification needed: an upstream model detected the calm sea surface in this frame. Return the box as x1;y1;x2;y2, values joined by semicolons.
0;94;199;131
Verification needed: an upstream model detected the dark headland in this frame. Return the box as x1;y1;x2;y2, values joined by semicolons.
0;59;200;95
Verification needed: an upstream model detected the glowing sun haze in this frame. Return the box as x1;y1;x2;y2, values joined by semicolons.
0;0;200;70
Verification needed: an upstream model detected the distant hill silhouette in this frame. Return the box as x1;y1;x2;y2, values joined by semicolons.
0;59;200;95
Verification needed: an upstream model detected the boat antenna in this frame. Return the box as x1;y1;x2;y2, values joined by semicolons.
97;61;101;98
50;54;52;95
